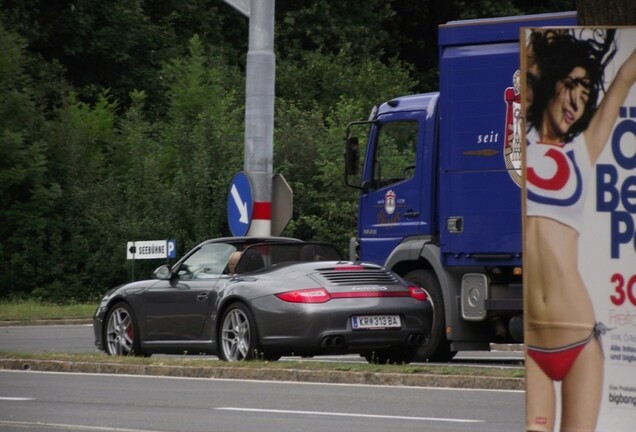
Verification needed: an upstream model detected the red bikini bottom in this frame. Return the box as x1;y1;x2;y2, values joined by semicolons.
527;331;595;382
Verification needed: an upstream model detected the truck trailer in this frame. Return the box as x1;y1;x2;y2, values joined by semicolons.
344;11;577;361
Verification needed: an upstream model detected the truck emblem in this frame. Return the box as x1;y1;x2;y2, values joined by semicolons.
504;70;522;187
384;190;396;214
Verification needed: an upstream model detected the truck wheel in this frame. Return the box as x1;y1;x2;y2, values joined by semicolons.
404;269;456;362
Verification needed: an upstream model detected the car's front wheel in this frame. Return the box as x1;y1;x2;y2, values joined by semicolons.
104;302;142;356
218;303;263;361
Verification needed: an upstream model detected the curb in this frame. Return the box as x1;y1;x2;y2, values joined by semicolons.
0;319;93;327
0;358;524;390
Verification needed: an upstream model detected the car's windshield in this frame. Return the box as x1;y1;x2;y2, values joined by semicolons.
177;243;237;279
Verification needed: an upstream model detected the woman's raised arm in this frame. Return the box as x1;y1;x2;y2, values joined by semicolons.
586;48;636;164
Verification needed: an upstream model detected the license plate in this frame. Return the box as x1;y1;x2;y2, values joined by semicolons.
351;315;401;329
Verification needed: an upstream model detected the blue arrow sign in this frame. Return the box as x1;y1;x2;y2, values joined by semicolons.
228;172;253;236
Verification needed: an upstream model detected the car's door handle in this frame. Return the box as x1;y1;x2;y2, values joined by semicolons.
197;292;210;302
404;210;419;218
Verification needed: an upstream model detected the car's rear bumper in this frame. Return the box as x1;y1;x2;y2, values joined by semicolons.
250;296;432;354
260;328;426;353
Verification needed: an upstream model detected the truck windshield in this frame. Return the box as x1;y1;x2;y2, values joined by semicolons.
372;121;418;189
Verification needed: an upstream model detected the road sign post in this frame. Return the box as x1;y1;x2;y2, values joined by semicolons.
223;0;276;236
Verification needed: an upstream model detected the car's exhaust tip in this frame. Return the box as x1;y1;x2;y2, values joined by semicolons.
407;333;425;345
321;335;345;349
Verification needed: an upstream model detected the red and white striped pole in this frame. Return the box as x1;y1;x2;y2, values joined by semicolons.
248;199;272;236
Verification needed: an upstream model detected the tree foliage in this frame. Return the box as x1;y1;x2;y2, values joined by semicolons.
0;0;580;302
576;0;636;25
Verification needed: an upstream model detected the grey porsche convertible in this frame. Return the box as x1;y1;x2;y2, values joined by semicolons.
93;237;432;364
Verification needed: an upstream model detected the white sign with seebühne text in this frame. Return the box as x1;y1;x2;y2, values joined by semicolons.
126;240;176;260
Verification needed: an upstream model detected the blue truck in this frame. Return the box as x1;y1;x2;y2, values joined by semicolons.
344;12;577;361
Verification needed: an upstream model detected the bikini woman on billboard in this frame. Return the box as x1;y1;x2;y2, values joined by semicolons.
524;29;636;432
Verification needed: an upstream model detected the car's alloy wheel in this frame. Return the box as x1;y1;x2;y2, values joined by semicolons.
105;302;140;356
219;303;259;361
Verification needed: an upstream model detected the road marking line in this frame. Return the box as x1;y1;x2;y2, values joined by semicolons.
216;407;483;423
0;420;167;432
0;397;34;401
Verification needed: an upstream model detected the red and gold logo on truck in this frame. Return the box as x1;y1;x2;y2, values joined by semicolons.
504;70;522;187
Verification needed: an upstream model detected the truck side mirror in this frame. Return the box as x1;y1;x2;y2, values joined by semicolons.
345;136;359;176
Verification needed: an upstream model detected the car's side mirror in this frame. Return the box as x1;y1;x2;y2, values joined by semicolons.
153;265;172;280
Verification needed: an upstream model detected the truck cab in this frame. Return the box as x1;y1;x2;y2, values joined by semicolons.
345;12;577;361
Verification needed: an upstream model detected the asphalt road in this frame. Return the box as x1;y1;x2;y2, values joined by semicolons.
0;324;95;354
0;324;524;365
0;370;525;432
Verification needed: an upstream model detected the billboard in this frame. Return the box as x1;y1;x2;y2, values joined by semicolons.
523;27;636;431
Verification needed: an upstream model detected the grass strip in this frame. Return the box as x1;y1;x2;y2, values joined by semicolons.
0;300;95;321
0;351;524;379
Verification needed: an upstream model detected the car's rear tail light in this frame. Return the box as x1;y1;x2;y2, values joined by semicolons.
330;291;409;298
277;288;332;303
408;286;428;301
277;286;428;303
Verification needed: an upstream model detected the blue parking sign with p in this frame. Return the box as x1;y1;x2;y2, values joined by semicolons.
167;239;176;258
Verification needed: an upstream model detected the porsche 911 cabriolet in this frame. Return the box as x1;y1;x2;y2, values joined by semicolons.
93;237;432;364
